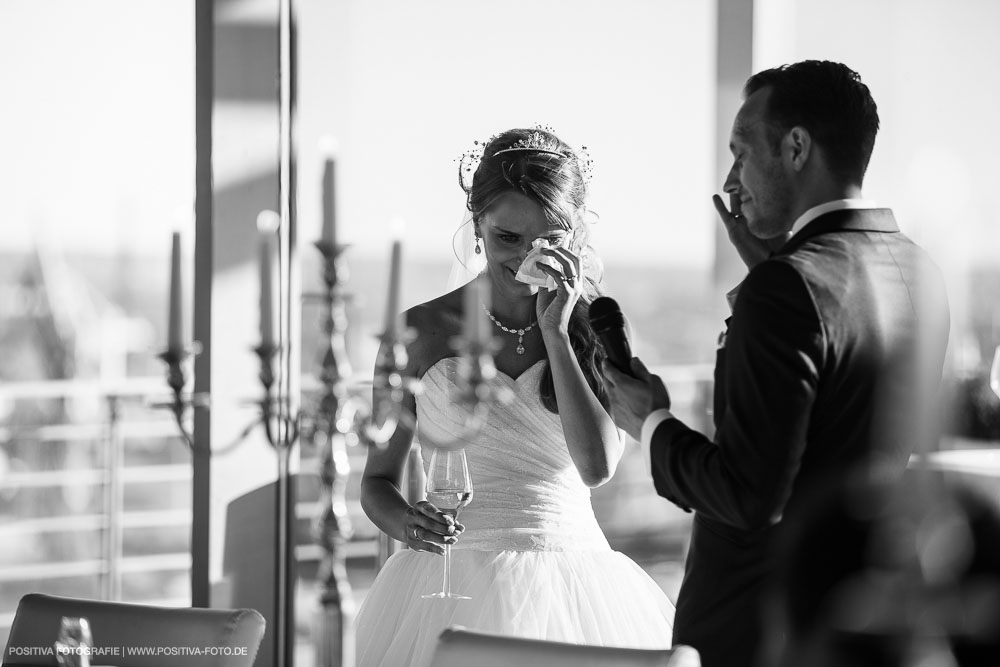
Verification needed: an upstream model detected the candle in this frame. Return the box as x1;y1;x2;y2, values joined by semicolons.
464;273;491;347
167;232;183;352
384;221;404;337
257;211;280;348
321;156;336;247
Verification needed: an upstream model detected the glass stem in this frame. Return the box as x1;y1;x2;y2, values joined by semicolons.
443;543;452;596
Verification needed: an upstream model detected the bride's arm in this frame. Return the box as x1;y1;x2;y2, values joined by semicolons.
360;340;460;555
535;248;623;488
359;389;415;536
545;332;624;488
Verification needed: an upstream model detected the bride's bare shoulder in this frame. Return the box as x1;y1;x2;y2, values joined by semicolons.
404;287;465;378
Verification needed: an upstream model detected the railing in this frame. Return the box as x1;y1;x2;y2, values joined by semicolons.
0;373;392;660
0;378;193;649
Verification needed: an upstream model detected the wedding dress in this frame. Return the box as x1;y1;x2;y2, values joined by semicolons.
355;357;675;667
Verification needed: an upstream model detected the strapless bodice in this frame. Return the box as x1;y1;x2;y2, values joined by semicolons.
415;357;609;551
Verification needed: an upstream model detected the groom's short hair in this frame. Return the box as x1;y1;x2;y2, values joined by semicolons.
745;60;880;187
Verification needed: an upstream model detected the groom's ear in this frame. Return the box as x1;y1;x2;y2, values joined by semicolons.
784;126;812;172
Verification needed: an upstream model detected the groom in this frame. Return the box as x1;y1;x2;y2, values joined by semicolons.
603;60;950;667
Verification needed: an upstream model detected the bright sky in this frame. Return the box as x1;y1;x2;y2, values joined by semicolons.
0;1;196;256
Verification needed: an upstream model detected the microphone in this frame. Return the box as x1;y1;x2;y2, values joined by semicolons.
588;296;633;374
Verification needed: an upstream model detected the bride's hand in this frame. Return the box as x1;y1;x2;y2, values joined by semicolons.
404;500;465;555
534;246;583;340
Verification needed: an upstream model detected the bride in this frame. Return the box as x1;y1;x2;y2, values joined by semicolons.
354;127;676;667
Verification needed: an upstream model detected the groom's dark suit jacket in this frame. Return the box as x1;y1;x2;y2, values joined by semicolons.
651;209;950;667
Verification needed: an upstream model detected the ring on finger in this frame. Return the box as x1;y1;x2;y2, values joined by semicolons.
412;526;420;540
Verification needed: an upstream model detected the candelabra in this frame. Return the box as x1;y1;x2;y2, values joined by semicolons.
305;242;507;667
159;233;507;667
306;239;418;667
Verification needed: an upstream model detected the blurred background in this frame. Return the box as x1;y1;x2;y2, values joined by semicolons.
2;0;998;665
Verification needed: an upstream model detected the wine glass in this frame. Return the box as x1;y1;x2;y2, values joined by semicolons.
990;345;1000;399
421;446;473;600
54;616;92;667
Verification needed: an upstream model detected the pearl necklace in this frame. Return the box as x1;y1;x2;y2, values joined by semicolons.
483;304;537;355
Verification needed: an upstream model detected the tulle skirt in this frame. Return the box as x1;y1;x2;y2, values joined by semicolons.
355;548;676;667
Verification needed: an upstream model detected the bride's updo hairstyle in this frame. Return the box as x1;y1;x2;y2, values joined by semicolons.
461;127;608;414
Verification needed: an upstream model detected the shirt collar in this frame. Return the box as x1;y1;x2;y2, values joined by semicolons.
790;199;880;238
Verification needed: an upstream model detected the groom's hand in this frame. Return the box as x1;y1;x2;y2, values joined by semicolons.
713;194;773;269
603;357;671;441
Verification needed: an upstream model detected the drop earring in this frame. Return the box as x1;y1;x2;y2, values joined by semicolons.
474;233;482;254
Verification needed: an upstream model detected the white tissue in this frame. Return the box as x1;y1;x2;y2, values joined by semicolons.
515;238;561;292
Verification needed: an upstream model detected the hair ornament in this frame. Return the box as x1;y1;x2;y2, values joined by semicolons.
455;124;594;192
493;130;564;157
456;136;492;192
576;144;594;184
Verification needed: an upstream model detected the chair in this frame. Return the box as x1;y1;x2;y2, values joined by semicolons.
2;593;265;667
430;626;700;667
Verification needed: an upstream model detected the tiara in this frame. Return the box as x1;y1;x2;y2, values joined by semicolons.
492;130;565;157
456;125;594;191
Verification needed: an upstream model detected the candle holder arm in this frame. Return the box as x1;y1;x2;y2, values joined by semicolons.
155;344;209;450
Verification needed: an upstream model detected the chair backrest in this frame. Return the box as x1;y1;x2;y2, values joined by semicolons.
430;627;699;667
2;593;265;667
